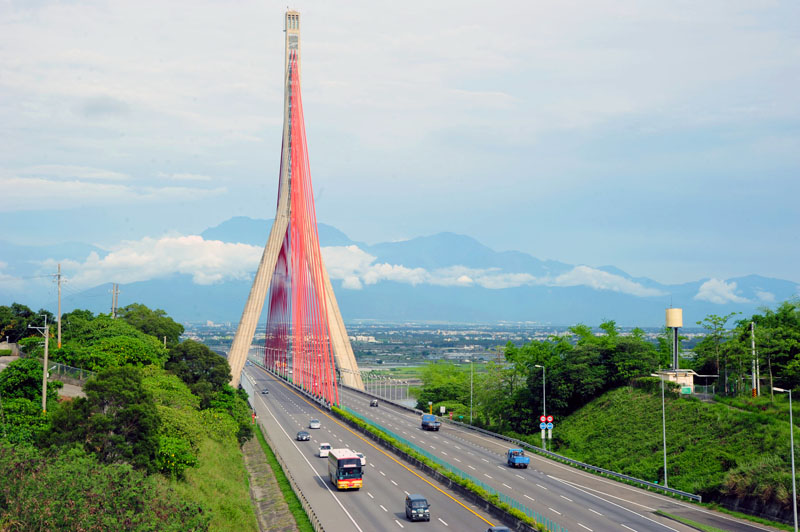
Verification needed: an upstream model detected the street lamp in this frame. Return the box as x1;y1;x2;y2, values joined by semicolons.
775;387;798;532
535;364;546;451
469;358;474;424
652;372;669;488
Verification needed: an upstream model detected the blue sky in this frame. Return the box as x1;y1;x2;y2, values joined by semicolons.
1;0;799;293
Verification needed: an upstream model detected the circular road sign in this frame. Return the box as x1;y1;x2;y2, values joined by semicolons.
539;422;547;430
546;422;554;430
546;415;554;423
540;415;547;422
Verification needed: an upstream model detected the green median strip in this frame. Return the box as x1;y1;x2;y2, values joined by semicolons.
654;510;728;532
254;424;315;532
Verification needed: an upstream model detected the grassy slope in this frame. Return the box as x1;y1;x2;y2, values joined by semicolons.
552;387;795;501
161;436;258;532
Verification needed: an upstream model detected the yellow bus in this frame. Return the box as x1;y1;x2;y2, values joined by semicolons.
327;448;363;490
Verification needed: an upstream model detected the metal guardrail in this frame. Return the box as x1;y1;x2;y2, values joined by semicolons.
48;361;95;383
342;405;567;532
242;370;325;532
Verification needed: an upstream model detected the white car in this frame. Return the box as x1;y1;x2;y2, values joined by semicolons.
309;419;321;429
354;452;366;466
318;443;331;457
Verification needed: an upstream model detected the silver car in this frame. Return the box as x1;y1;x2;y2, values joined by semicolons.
309;419;321;429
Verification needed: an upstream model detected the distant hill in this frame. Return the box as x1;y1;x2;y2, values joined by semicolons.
2;217;798;326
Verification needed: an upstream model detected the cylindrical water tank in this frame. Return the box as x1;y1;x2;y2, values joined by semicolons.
666;308;683;328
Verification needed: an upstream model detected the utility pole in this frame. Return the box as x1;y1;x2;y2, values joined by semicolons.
55;263;62;348
28;316;50;414
751;322;760;396
110;283;120;318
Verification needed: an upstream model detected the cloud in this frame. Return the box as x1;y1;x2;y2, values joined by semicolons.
158;172;214;182
0;175;226;212
550;265;666;297
50;235;262;288
0;261;24;291
81;95;130;118
694;279;750;304
18;165;129;180
755;290;776;303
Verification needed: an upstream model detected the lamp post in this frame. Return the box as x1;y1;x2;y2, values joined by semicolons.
775;387;798;532
535;364;546;451
652;372;669;488
470;358;474;424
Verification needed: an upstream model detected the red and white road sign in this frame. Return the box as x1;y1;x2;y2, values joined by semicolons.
540;415;547;422
546;415;554;423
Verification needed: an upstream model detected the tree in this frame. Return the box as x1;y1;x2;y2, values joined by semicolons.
694;312;739;392
118;303;184;347
166;340;232;407
46;366;160;472
0;357;61;406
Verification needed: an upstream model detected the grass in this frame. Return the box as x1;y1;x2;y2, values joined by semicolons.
654;510;728;532
700;503;795;531
254;424;315;532
162;436;258;532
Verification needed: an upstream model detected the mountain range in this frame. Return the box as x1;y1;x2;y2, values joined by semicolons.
1;216;797;327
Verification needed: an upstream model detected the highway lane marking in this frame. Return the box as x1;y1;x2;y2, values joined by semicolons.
548;507;561;515
548;475;678;531
391;480;398;486
515;474;525;479
380;471;386;476
281;382;498;527
589;508;602;516
536;484;548;490
484;474;493;479
367;492;374;499
524;495;535;501
394;519;404;528
621;525;638;532
442;451;448;456
253;395;365;532
561;495;573;502
502;483;512;489
497;466;504;470
380;505;388;512
468;465;476;470
454;458;462;462
578;523;593;531
438;517;449;526
430;445;436;449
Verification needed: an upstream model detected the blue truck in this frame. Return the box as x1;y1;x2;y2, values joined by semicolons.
420;414;441;431
506;448;530;468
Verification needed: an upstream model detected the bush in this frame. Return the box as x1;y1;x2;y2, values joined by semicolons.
0;349;12;356
156;435;198;479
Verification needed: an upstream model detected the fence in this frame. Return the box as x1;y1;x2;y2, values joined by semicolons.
341;405;568;532
48;361;94;384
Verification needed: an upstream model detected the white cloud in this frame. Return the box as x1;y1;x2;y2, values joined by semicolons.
550;266;666;297
18;164;129;180
694;279;750;304
158;172;214;182
50;235;262;288
755;290;776;303
0;176;226;212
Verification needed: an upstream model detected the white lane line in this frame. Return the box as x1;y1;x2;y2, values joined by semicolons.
442;451;448;456
369;463;375;468
391;480;398;486
481;458;489;463
621;525;638;532
589;508;602;516
367;492;374;499
380;471;386;476
524;494;535;501
438;517;449;526
394;519;404;528
454;445;461;450
484;474;493;479
454;458;462;462
430;446;436;450
257;400;364;532
380;505;387;512
548;475;678;531
578;523;593;531
548;507;562;515
536;484;548;490
404;490;410;495
515;474;525;479
561;495;573;502
468;465;476;470
497;465;505;470
502;483;512;489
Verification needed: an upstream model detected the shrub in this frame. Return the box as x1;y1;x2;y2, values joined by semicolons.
156;435;198;479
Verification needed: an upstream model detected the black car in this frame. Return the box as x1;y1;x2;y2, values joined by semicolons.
261;389;269;395
487;527;511;532
404;494;430;522
370;399;379;407
296;431;311;441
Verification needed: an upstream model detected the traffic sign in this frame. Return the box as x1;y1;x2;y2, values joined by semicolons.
546;422;553;430
540;415;546;422
539;422;547;429
546;415;553;423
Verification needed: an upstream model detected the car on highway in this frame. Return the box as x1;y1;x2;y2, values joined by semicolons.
261;389;269;395
404;494;430;522
354;451;366;466
370;399;379;407
487;527;511;532
318;442;331;457
309;419;321;429
296;431;311;441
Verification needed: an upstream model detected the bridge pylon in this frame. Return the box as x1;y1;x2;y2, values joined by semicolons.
227;10;364;401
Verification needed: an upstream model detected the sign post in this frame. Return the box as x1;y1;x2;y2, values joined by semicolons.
428;401;432;415
440;405;446;415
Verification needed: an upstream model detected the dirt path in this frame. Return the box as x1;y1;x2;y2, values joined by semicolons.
241;435;299;532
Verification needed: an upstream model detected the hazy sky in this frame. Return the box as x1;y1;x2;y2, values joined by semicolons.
2;0;798;286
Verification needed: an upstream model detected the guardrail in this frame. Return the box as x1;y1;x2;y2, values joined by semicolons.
335;382;702;503
48;361;95;384
242;370;325;532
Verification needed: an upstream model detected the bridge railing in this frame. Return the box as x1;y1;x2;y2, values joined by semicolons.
341;405;567;532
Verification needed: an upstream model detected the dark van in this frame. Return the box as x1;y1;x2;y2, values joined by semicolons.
404;494;430;521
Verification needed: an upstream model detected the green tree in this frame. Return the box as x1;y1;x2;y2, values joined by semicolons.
0;357;61;406
694;312;740;392
166;340;232;406
118;303;184;347
46;366;160;472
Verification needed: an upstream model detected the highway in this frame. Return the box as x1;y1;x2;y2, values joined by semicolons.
335;385;780;532
244;364;512;532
